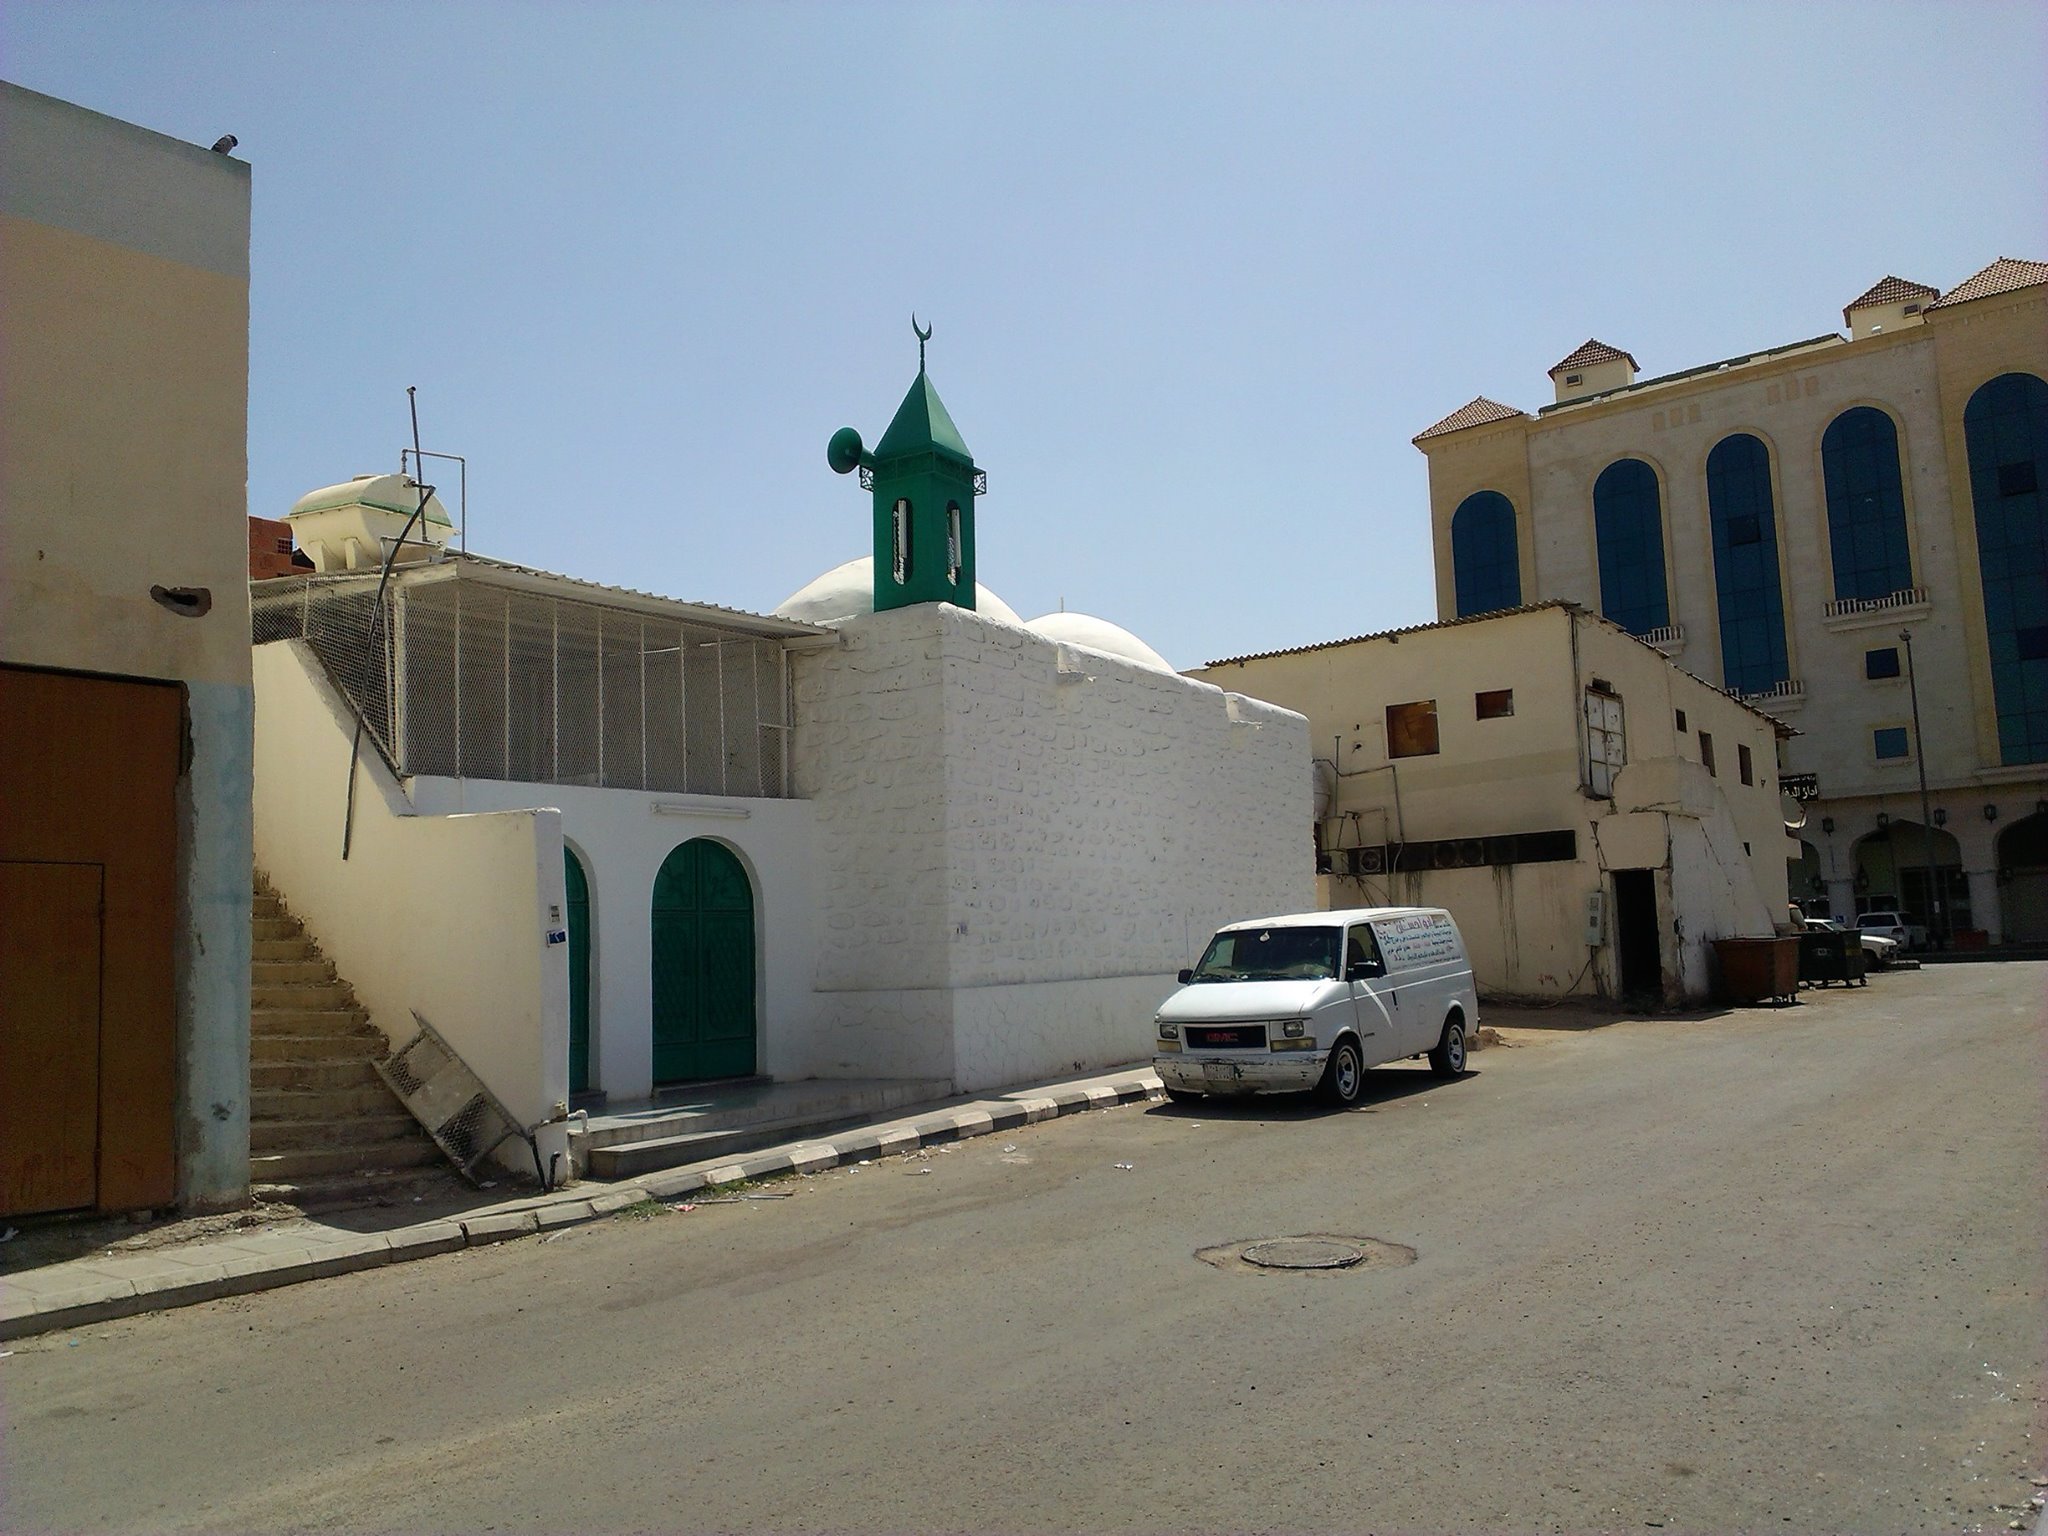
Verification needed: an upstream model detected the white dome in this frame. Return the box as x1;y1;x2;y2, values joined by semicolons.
1023;611;1175;673
773;556;1021;627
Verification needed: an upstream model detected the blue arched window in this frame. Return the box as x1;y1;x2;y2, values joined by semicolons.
1450;491;1522;617
1964;372;2048;765
1706;435;1791;694
1593;458;1670;636
1821;407;1914;601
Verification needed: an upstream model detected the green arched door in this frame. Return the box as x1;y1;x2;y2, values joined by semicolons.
650;839;756;1083
565;846;592;1094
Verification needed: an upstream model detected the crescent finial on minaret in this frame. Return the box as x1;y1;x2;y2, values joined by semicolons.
912;314;932;370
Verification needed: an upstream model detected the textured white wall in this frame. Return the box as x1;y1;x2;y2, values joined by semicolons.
793;605;1313;1091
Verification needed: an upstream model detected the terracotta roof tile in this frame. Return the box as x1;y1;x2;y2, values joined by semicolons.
1412;396;1527;444
1927;256;2048;310
1843;275;1938;321
1549;339;1638;377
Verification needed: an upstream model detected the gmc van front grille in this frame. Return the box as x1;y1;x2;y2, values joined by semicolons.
1186;1025;1269;1050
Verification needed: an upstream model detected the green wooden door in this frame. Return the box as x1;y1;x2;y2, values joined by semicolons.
565;846;592;1094
650;839;756;1083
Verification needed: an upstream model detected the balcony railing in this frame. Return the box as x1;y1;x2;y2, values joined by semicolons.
1737;677;1806;706
1824;586;1928;620
1636;623;1685;650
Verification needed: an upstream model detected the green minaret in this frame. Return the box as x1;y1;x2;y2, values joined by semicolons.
827;318;985;612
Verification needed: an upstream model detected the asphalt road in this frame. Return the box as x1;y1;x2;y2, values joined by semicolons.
4;964;2043;1535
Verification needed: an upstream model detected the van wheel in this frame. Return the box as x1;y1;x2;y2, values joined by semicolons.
1162;1086;1203;1105
1316;1039;1364;1107
1429;1018;1467;1079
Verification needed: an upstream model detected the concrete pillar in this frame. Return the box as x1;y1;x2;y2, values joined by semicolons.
1967;868;2002;946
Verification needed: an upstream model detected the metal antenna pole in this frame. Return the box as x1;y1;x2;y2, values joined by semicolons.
1901;626;1941;948
343;388;437;859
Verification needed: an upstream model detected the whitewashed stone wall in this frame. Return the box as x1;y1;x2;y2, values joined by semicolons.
792;604;1313;1090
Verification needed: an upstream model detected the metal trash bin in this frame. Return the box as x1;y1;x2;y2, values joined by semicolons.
1714;936;1801;1005
1798;929;1868;987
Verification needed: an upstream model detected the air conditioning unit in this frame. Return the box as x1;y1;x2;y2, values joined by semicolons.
1349;846;1387;877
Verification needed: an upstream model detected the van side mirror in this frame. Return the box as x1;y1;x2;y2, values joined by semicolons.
1347;958;1384;982
1177;968;1193;985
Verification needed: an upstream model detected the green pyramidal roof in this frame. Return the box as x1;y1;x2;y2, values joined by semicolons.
873;370;972;463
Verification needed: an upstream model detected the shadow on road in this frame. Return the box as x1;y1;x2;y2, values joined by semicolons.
1145;1064;1473;1123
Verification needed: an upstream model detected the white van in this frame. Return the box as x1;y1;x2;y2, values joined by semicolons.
1152;907;1478;1106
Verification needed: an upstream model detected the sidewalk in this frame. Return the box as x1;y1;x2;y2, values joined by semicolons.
1;1066;1164;1342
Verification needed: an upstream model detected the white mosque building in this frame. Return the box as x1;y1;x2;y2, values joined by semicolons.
251;347;1311;1176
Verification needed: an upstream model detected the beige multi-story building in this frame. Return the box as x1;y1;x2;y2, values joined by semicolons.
1;82;254;1215
1194;603;1793;1005
1414;258;2048;945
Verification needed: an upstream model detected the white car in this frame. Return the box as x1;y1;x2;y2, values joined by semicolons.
1152;907;1478;1107
1805;917;1898;967
1857;911;1928;952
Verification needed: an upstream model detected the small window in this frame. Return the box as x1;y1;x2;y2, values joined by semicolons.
892;498;912;584
1903;302;1922;316
1874;726;1911;760
1674;708;1687;732
1565;373;1583;386
1585;689;1625;797
1999;461;2039;498
1475;689;1514;719
946;501;962;584
273;537;293;555
1386;700;1440;758
1738;743;1753;785
1699;731;1716;776
1865;647;1901;680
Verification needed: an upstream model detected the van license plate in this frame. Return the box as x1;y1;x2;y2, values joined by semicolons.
1203;1062;1240;1082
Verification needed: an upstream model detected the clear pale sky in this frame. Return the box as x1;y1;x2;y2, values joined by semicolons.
7;2;2045;667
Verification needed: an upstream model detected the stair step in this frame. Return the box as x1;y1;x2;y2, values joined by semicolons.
252;1059;386;1092
252;916;303;941
586;1109;880;1181
251;1084;405;1121
252;958;336;985
252;1032;385;1063
252;1139;443;1182
252;938;320;962
251;980;354;1010
251;1007;375;1037
251;1113;422;1153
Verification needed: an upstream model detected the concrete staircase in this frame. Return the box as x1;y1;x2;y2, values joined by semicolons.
250;877;441;1200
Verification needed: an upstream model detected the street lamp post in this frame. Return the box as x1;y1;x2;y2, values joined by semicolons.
1900;627;1943;948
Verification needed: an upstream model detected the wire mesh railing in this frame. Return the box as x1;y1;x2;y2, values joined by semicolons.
253;570;794;797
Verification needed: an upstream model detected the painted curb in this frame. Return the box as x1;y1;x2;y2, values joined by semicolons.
0;1075;1164;1341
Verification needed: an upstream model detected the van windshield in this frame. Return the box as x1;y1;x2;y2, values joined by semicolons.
1189;926;1341;982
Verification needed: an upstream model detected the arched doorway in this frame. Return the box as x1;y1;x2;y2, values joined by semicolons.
1997;811;2048;944
1853;820;1968;938
650;839;757;1083
565;845;592;1095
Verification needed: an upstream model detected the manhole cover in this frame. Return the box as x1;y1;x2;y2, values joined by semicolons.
1242;1238;1366;1270
1196;1233;1417;1274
